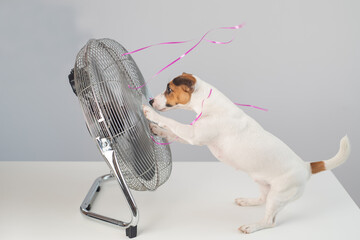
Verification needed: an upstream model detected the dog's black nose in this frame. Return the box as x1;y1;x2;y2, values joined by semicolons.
149;99;154;106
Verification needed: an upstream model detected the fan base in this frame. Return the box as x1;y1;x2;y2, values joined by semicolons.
80;173;139;238
126;226;137;238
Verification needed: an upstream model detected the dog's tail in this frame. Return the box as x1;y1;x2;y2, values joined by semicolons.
310;135;351;174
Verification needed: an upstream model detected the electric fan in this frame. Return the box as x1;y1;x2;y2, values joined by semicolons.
68;38;172;238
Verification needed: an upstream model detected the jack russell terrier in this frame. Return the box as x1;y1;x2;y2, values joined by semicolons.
142;72;351;234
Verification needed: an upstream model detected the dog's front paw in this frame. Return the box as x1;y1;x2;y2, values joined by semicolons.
143;105;159;123
149;122;163;136
150;122;179;141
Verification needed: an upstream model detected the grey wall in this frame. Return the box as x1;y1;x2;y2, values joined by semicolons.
1;0;359;206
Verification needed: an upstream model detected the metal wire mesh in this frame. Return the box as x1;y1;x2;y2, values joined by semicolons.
73;39;172;191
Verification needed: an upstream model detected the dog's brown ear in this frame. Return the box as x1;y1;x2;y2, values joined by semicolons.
180;84;192;93
173;73;196;93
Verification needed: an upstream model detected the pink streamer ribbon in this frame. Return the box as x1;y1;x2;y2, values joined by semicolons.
122;40;193;56
234;103;268;112
125;24;245;89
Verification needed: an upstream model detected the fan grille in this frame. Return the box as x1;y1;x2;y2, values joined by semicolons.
73;39;172;191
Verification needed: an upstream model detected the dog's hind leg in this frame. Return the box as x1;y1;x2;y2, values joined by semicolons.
238;184;305;234
235;181;270;206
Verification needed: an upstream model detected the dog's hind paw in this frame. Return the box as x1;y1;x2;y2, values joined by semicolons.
239;224;257;234
238;224;262;234
238;222;274;234
235;198;264;206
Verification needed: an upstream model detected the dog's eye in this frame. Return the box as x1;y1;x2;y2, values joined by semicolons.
167;85;172;93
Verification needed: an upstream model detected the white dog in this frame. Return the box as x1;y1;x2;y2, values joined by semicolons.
142;73;351;234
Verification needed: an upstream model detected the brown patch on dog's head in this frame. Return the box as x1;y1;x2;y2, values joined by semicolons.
164;73;196;107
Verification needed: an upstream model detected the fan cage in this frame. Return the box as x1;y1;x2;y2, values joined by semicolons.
74;39;172;191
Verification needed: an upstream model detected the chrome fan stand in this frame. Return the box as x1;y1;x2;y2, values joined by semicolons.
80;137;138;238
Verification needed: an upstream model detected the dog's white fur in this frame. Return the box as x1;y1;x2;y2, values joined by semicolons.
143;74;351;234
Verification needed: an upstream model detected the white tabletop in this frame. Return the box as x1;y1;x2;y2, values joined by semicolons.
0;161;359;240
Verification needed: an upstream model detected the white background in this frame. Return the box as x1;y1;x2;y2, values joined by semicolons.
0;0;359;205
